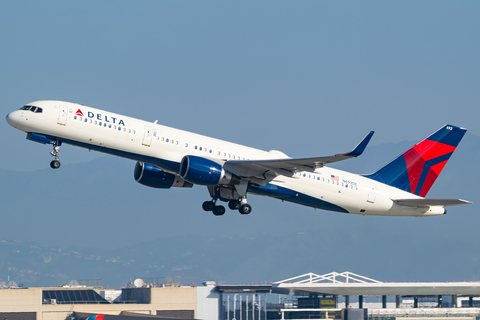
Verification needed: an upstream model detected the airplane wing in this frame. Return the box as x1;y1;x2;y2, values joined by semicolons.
223;131;374;183
393;199;472;207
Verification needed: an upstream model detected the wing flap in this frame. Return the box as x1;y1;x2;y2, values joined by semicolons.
223;131;374;180
393;199;472;207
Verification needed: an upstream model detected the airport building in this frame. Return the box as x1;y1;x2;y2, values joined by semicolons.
1;272;479;320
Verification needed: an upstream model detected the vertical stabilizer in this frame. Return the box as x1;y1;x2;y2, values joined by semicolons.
365;125;466;197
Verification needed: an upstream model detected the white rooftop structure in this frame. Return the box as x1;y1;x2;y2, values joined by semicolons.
273;272;480;296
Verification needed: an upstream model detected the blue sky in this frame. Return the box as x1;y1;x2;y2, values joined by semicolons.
1;1;479;171
1;2;480;286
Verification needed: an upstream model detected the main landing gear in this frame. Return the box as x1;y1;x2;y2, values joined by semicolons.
203;183;252;216
202;198;252;216
202;200;226;216
49;140;62;169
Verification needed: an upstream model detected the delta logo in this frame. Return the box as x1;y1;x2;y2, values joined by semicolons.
75;109;126;126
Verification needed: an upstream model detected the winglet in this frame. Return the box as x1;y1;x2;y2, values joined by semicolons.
341;131;375;157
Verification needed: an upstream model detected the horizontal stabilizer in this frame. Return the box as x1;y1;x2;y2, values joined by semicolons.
393;199;472;207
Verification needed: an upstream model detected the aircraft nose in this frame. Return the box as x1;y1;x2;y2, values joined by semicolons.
6;111;20;128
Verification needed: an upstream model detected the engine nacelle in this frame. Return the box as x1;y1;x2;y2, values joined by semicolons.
179;155;238;186
134;162;193;189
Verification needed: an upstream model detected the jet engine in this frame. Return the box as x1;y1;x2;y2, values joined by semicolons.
179;155;239;186
134;162;192;189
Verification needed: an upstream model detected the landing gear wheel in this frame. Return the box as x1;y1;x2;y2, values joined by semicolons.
49;141;62;169
228;200;241;210
50;160;61;169
213;205;226;216
239;204;252;215
202;201;215;212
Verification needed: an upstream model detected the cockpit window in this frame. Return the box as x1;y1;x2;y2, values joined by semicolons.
20;105;43;113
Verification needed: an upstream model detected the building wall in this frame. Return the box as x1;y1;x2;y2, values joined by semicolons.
196;286;220;320
0;286;211;320
151;286;198;316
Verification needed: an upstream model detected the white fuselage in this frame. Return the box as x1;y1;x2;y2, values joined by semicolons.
6;100;443;216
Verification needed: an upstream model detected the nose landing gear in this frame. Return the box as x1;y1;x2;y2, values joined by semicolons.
49;141;62;169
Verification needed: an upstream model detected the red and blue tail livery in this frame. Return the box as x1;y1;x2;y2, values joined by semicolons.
365;125;466;197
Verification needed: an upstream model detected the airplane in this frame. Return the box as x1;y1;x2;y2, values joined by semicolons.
6;100;471;216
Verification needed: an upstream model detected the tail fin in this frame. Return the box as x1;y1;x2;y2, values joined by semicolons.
365;125;466;197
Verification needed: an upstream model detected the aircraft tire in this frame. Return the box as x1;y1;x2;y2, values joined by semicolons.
202;201;215;211
213;205;225;216
239;204;252;215
50;160;61;169
228;200;241;210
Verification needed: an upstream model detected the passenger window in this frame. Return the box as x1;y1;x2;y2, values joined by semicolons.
85;118;88;122
104;123;107;127
185;143;188;147
109;124;112;128
123;128;126;132
118;127;121;131
133;130;136;134
94;121;97;125
128;129;131;133
199;147;202;151
74;116;77;120
99;122;102;126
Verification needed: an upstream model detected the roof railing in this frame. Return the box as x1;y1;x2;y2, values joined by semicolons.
274;271;382;284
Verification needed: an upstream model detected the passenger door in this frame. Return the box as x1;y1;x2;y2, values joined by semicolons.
367;183;376;203
143;126;153;147
57;105;68;125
